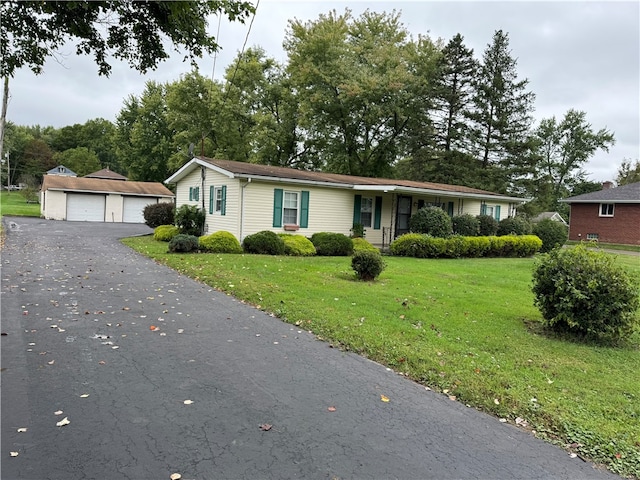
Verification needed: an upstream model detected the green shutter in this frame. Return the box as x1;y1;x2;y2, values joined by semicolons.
273;188;283;227
447;201;454;217
209;186;214;214
300;190;309;228
353;194;362;225
221;185;227;216
374;196;382;229
193;186;199;202
494;205;501;221
189;187;193;201
480;203;486;215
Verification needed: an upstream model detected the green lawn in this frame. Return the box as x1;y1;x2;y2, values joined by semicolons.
0;190;41;217
123;235;640;477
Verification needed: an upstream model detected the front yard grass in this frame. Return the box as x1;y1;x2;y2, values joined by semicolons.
123;235;640;477
0;191;40;217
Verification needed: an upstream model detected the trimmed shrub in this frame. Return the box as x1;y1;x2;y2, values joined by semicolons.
352;237;378;253
477;214;498;236
143;202;175;229
310;232;353;256
351;251;386;281
242;230;286;255
465;236;491;257
533;219;568;253
199;231;242;253
497;216;532;236
390;234;542;259
175;204;206;236
278;234;316;256
350;223;365;238
532;244;640;339
442;235;469;258
153;224;180;242
389;233;446;258
168;234;199;253
409;207;452;238
452;214;479;236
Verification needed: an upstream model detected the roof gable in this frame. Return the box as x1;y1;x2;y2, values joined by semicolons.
84;168;128;181
561;182;640;203
166;157;528;202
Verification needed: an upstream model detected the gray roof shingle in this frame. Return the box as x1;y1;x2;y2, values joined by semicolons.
561;182;640;203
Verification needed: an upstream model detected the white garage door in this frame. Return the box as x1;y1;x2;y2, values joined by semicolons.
67;194;106;222
123;197;157;223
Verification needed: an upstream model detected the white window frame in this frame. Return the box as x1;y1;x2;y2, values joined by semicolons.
599;203;614;217
283;191;299;225
586;233;599;240
214;187;223;213
360;197;373;228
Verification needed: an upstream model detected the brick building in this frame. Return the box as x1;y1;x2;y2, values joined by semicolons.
560;182;640;245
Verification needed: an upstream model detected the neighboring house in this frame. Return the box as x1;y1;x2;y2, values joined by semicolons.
41;171;174;223
84;168;128;181
46;165;77;177
532;211;567;226
165;157;529;246
560;181;640;245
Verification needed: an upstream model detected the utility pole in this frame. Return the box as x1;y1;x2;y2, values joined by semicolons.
0;76;9;189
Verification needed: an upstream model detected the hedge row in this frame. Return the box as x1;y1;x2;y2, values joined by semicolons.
154;227;378;257
390;233;542;258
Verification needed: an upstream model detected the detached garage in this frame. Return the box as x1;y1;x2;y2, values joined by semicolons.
41;175;174;223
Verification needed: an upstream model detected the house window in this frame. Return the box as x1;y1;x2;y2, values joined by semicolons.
283;191;299;225
485;206;494;217
599;203;614;217
189;186;200;202
214;187;223;213
360;197;373;227
587;233;599;241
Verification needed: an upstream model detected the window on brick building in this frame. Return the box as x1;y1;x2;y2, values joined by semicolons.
599;203;614;217
586;233;599;240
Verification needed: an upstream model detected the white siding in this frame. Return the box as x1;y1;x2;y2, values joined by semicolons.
42;190;67;220
106;194;123;222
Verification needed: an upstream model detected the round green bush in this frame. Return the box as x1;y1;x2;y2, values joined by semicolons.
477;214;498;236
532;244;640;339
199;231;242;253
409;207;452;238
278;234;316;256
154;224;180;242
497;216;532;236
351;251;386;281
168;234;199;253
352;237;378;253
452;214;479;236
310;232;353;256
175;204;206;236
144;202;175;229
389;233;446;258
242;230;286;255
533;219;568;253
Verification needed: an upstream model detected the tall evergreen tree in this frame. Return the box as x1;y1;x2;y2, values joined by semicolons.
469;30;535;191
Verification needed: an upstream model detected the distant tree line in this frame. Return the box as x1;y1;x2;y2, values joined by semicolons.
4;9;635;218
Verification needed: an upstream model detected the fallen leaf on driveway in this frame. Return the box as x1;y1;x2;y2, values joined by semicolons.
150;325;159;331
54;410;63;415
10;451;19;457
17;428;27;433
327;406;337;412
98;360;106;365
170;474;182;480
183;400;193;405
80;394;90;398
380;395;390;403
56;417;70;427
259;423;272;431
47;360;55;365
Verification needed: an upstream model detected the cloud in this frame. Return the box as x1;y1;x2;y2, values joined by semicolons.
6;1;638;182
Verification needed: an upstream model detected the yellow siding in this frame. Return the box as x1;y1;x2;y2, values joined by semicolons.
202;169;241;237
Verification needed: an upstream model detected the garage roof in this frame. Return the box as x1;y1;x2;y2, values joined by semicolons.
41;175;174;197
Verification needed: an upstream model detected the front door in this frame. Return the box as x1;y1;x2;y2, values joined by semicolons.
395;195;412;237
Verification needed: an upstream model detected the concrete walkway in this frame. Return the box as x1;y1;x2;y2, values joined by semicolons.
1;217;618;479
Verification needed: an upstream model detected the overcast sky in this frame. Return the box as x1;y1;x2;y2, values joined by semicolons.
7;0;639;182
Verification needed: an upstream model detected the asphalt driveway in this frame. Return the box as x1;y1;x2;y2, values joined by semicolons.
1;217;617;479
